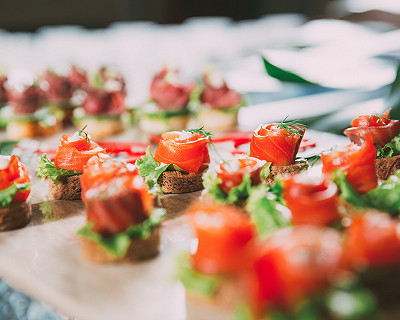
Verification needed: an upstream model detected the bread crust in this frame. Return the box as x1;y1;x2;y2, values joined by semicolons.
76;117;124;140
139;114;190;135
81;226;160;263
49;175;82;200
158;170;205;194
375;155;400;180
196;107;238;132
185;278;241;320
262;161;308;185
0;200;32;231
6;120;60;140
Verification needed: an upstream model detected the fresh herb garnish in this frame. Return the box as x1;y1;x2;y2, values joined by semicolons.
277;116;307;138
185;127;213;140
368;113;389;126
79;125;90;144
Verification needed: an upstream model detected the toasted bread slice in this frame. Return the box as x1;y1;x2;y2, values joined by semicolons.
81;226;160;263
76;117;124;140
185;278;242;320
375;155;400;180
139;114;189;135
0;200;32;231
6;120;60;140
262;161;309;185
196;107;238;132
158;170;205;194
49;175;81;200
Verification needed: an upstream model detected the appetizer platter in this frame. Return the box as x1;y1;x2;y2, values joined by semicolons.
1;63;400;320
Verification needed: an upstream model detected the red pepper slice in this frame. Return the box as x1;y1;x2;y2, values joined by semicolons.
97;141;148;155
283;174;340;225
0;155;30;203
321;136;377;194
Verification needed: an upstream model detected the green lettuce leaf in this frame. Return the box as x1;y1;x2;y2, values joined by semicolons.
260;162;272;180
202;168;253;204
262;56;317;85
246;184;290;237
333;170;369;209
77;208;165;257
36;154;81;185
136;147;171;190
0;183;31;207
365;172;400;214
141;107;190;121
334;170;400;214
325;284;378;320
376;134;400;158
175;252;222;296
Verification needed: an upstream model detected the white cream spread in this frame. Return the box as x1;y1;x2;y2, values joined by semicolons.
104;79;122;92
0;156;11;170
222;159;241;174
68;131;82;142
207;72;224;89
178;131;194;140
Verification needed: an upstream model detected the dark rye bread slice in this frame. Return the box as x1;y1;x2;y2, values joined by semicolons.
81;226;160;263
158;170;205;194
0;200;32;231
262;161;309;185
375;155;400;180
49;174;81;200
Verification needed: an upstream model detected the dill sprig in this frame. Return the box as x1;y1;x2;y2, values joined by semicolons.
186;127;213;140
368;113;389;126
277;116;307;138
79;125;90;144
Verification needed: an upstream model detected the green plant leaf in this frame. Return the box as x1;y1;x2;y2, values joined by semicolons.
36;154;81;185
0;141;18;155
262;56;317;85
386;63;400;121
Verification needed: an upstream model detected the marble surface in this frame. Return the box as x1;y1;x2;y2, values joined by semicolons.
0;129;347;320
